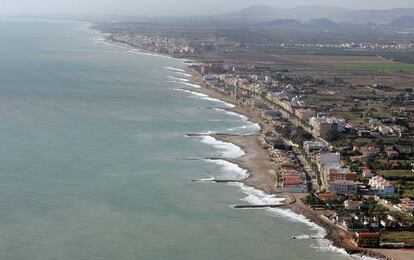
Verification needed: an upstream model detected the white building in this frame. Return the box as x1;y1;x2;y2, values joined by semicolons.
369;176;395;195
327;180;358;194
317;153;341;171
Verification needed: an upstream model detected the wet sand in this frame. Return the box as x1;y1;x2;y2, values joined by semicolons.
214;134;278;194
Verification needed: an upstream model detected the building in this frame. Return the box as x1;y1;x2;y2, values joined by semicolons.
354;146;379;158
378;125;391;135
295;108;316;122
344;200;363;211
316;193;344;203
323;168;357;190
369;176;395;195
355;232;380;248
303;139;328;155
317;153;341;171
327;180;358;194
283;175;307;193
309;116;346;141
401;199;414;212
324;168;357;183
201;63;225;75
362;168;374;178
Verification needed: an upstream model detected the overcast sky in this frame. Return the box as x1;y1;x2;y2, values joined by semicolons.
2;0;414;16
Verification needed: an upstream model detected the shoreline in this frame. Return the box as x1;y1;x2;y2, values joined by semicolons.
96;34;394;260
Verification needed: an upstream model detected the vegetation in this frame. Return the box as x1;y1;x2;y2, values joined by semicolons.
337;63;414;72
381;231;414;243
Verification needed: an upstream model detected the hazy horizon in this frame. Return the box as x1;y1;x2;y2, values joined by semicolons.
2;0;414;17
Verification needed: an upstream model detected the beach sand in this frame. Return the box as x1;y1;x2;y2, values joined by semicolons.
214;134;278;194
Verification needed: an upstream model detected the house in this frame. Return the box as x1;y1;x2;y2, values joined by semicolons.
324;168;357;182
378;125;391;135
362;168;374;178
316;193;344;203
303;139;328;155
295;108;316;122
354;146;379;159
387;150;400;159
355;232;380;248
344;200;363;211
327;180;358;194
369;176;395;195
401;199;414;212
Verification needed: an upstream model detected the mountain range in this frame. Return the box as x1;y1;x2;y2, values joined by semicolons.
223;5;414;25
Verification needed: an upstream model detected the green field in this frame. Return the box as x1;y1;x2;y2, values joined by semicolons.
338;63;414;72
381;231;414;243
379;170;414;178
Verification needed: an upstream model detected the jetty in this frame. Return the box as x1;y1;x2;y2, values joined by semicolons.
232;204;287;209
192;178;243;183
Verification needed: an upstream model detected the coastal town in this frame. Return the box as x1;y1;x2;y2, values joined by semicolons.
191;62;414;252
97;18;414;260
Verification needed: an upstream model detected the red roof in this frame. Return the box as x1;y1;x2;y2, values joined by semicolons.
362;168;372;174
284;176;302;186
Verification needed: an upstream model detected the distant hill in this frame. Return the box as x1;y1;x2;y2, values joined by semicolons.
389;15;414;28
260;19;302;28
223;5;414;24
305;18;339;29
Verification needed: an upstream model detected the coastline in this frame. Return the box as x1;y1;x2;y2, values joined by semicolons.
187;72;391;260
96;34;394;260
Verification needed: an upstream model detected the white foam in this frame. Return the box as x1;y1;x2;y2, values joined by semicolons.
184;82;202;89
228;179;352;258
226;123;261;135
195;177;215;182
199;136;245;158
175;72;192;78
293;234;311;240
213;108;247;120
168;76;190;82
232;182;285;206
351;255;379;260
165;66;186;72
173;89;235;108
205;159;248;180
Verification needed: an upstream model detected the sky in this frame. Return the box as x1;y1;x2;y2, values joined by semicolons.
2;0;414;16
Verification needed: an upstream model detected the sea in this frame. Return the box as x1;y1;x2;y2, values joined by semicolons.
0;18;367;260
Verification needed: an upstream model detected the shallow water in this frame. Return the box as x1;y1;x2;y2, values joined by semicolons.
0;18;355;260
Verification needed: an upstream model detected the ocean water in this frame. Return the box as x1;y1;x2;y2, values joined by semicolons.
0;18;356;260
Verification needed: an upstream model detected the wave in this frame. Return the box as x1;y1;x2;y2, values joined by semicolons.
165;66;186;72
168;76;190;82
199;136;245;158
213;108;247;120
226;123;261;135
175;72;192;78
233;182;285;206
183;82;202;89
205;159;248;180
194;177;215;182
173;89;235;108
